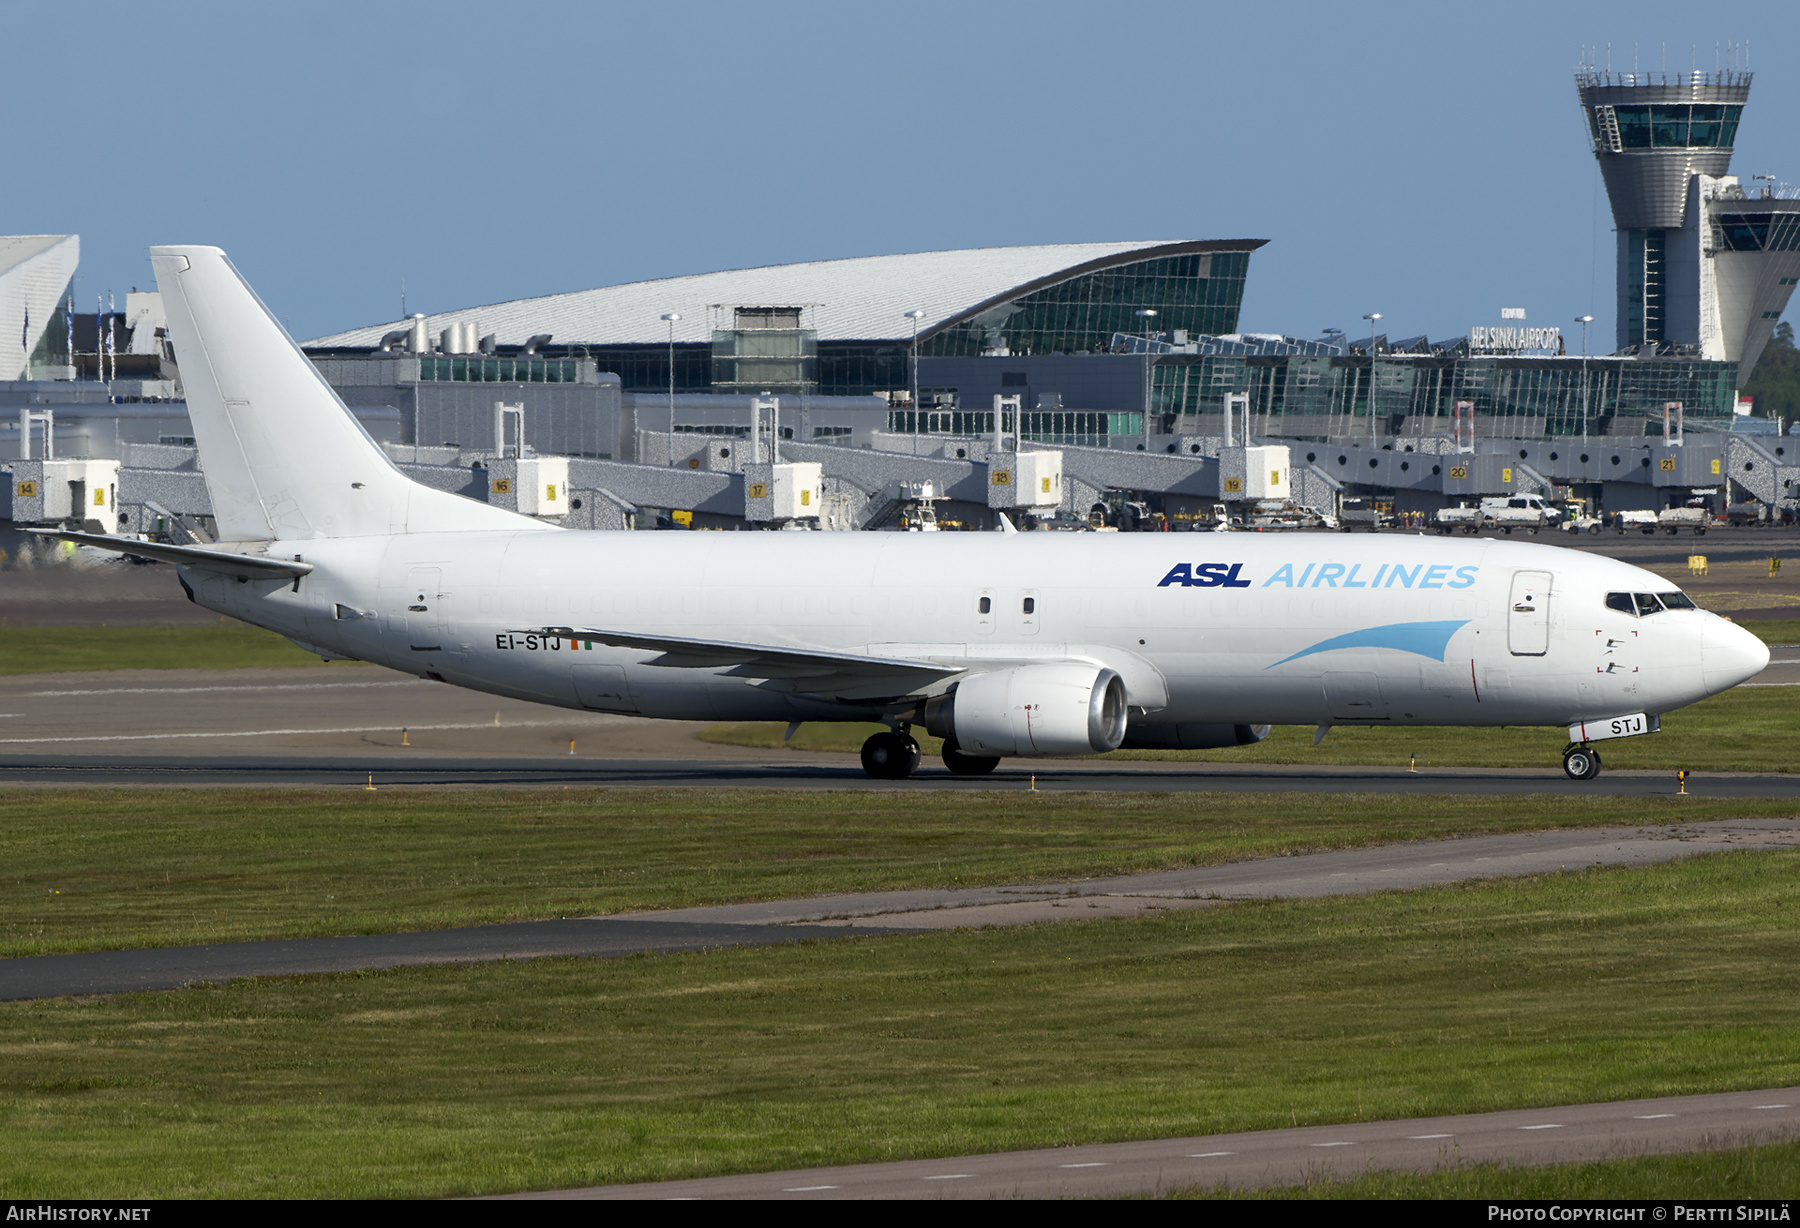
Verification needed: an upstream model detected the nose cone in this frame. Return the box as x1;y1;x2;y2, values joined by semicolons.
1702;618;1770;694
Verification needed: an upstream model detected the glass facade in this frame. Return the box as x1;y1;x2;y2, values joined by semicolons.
1591;104;1742;149
919;252;1251;359
818;342;909;397
1712;212;1800;252
1202;354;1739;440
710;326;818;394
25;290;74;372
585;343;714;393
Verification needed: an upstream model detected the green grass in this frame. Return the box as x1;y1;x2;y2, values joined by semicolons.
3;851;1798;1198
1744;617;1800;645
1171;1141;1800;1199
0;624;350;674
704;686;1800;772
7;788;1799;958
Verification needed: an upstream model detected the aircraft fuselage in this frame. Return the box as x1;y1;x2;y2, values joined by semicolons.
180;529;1763;733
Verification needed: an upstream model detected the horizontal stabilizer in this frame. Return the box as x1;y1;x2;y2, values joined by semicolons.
29;530;313;580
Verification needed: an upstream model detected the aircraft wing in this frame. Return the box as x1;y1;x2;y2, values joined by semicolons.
532;625;962;697
27;530;314;580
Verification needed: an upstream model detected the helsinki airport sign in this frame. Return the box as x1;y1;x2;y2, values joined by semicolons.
1469;324;1563;354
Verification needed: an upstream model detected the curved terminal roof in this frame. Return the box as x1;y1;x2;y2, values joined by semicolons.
306;240;1263;349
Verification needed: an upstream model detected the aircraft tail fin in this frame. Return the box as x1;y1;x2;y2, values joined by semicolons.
150;246;548;542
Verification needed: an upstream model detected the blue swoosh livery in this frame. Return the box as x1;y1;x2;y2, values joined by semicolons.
1267;620;1471;669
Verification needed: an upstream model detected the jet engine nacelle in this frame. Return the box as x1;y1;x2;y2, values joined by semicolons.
925;664;1127;757
1119;723;1271;750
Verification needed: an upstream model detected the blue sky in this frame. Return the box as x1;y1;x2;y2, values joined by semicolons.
5;1;1795;346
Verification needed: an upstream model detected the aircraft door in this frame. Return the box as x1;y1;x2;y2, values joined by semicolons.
406;566;444;651
1508;570;1552;656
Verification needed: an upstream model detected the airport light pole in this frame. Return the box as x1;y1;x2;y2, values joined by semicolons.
905;309;925;456
1135;309;1157;451
661;312;681;467
1362;312;1382;446
1577;314;1594;443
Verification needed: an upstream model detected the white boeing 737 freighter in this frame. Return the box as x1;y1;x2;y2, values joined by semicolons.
45;247;1771;780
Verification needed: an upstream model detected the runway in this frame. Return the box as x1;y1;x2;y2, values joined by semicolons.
11;751;1800;794
516;1086;1800;1199
7;817;1795;1001
2;659;1797;791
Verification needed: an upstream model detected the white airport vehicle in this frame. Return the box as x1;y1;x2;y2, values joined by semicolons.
1481;494;1561;533
1434;504;1483;534
1614;509;1660;534
1656;506;1709;535
42;247;1771;783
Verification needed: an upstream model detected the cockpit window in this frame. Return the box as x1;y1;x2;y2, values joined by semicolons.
1607;591;1697;616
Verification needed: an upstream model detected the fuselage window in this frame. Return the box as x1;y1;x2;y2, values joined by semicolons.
1605;592;1636;616
978;596;991;614
1634;593;1665;617
1022;597;1036;614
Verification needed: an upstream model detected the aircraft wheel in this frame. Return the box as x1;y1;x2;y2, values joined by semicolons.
1563;746;1603;781
861;731;919;780
942;742;1001;776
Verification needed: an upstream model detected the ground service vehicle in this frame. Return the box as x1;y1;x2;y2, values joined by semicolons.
1657;506;1709;535
1481;495;1561;533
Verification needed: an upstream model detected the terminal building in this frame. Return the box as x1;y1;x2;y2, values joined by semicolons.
5;58;1800;541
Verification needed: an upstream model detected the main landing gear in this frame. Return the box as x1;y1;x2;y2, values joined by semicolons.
861;729;921;780
1562;743;1603;781
859;730;1004;779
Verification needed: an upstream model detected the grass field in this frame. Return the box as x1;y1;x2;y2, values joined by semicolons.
6;788;1799;958
1736;616;1800;645
0;624;346;675
703;684;1800;772
3;850;1797;1198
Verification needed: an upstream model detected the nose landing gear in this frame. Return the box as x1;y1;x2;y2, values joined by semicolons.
861;728;921;780
1562;743;1603;781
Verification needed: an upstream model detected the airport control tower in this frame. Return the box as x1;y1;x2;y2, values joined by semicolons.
1576;67;1749;349
1576;65;1800;379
